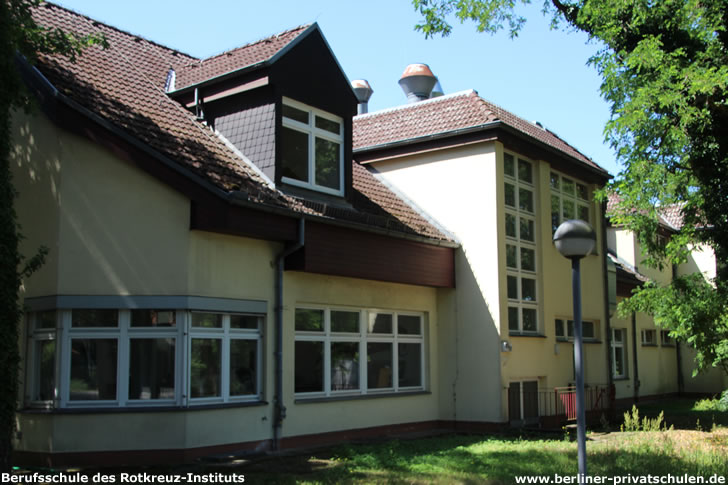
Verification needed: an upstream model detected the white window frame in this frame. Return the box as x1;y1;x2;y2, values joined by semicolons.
508;379;540;424
550;171;591;234
641;329;657;346
294;306;425;398
504;152;539;334
555;318;598;341
26;307;264;409
660;330;676;347
281;97;344;196
611;328;628;379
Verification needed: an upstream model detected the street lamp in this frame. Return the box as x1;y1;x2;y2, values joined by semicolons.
553;219;596;481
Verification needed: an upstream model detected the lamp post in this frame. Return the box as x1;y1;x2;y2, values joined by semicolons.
553;219;596;481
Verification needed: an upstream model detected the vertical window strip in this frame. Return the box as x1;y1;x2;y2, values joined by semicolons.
550;171;591;234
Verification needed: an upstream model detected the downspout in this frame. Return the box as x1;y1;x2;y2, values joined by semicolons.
673;263;685;394
631;312;640;403
600;201;614;411
273;218;305;450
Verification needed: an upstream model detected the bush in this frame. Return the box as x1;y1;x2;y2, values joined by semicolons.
621;405;671;432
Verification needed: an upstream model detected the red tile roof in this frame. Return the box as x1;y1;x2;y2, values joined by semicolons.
354;90;607;174
29;3;450;242
607;193;683;230
174;25;310;91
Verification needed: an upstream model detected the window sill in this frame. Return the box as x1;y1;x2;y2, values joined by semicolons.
509;332;546;338
18;400;268;414
556;337;602;344
641;343;658;347
612;376;630;381
295;390;429;404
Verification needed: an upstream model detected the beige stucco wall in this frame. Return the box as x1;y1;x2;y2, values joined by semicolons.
13;112;447;455
678;243;717;283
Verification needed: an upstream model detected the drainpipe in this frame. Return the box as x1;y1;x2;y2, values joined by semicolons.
273;218;305;450
673;263;685;394
631;312;640;403
600;201;614;412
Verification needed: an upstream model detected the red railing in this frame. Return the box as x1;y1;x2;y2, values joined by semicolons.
508;385;610;426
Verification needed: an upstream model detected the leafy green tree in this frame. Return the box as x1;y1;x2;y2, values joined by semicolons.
412;0;728;376
0;0;105;471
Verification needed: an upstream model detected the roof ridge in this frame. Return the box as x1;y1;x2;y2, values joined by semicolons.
354;89;478;119
43;1;198;61
181;23;312;69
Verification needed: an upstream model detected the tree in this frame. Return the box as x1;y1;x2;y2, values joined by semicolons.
0;0;105;472
412;0;728;376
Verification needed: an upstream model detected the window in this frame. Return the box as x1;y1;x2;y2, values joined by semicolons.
641;329;657;346
26;308;263;408
504;153;539;334
294;307;425;397
611;328;628;378
661;330;675;347
281;98;344;195
550;171;591;234
555;319;597;341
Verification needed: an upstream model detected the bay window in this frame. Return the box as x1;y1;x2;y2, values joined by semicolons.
281;98;344;195
550;171;591;234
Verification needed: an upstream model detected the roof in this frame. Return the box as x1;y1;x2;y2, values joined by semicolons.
173;25;311;91
353;90;608;175
608;251;649;287
28;3;450;243
607;192;683;231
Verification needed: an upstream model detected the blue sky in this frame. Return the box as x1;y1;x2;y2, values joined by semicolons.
52;0;620;177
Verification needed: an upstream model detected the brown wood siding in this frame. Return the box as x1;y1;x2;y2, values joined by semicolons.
287;222;455;288
191;200;298;242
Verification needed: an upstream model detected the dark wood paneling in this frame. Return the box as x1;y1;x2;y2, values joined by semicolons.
191;201;298;242
287;222;455;288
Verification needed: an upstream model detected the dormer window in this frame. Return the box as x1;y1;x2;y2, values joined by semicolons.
281;98;344;196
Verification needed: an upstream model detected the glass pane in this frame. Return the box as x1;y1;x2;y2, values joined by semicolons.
295;341;323;393
614;347;624;376
563;199;575;220
398;343;422;387
315;137;341;190
505;213;517;238
582;321;595;339
315;115;340;134
129;338;175;400
522;309;537;332
576;183;588;200
367;342;392;389
331;311;359;333
230;339;257;396
508;382;521;421
518;159;532;184
550;172;560;190
519;218;534;242
519;188;533;213
230;314;260;330
331;342;359;391
505;183;515;207
131;310;175;327
72;309;118;328
368;313;393;334
70;339;117;400
191;312;222;328
562;178;575;196
281;127;309;183
282;104;309;124
295;309;324;332
578;204;590;222
567;320;575;337
190;339;221;398
36;340;55;401
551;195;561;233
521;248;535;272
523;381;539;419
613;329;623;342
508;307;519;331
398;315;421;335
507;275;518;299
37;310;56;329
555;319;564;337
506;245;518;268
504;153;515;177
521;278;536;302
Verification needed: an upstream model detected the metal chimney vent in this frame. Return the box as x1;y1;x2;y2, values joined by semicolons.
351;79;373;115
399;63;437;103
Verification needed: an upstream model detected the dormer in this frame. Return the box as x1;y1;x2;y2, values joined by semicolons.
167;24;357;201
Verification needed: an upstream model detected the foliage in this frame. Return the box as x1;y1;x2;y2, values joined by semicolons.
621;405;671;432
0;0;106;473
412;0;728;377
694;390;728;412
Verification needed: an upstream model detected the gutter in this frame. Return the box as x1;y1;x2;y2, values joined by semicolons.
273;218;305;450
17;56;458;250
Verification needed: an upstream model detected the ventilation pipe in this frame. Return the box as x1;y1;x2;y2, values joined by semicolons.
398;63;437;103
351;79;373;115
430;78;444;98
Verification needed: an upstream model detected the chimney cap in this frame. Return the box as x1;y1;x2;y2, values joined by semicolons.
400;63;435;79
